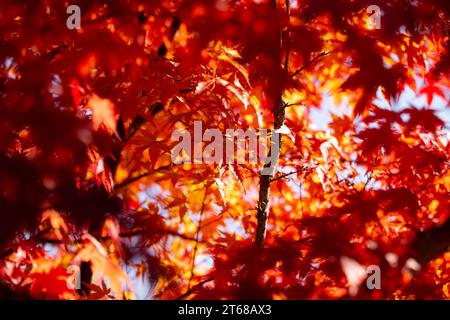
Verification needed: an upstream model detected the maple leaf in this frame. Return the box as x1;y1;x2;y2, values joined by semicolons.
418;84;447;106
87;94;119;136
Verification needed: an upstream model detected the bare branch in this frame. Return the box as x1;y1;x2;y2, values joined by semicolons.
283;0;291;72
291;50;335;78
255;100;286;247
412;218;450;267
114;164;173;190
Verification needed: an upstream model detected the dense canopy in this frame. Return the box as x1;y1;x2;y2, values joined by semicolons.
0;0;450;300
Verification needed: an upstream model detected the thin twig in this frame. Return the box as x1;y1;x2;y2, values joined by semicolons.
255;0;285;248
271;167;306;182
283;0;291;72
176;278;214;300
362;170;374;191
114;164;173;190
187;186;208;290
118;228;198;242
291;50;335;77
285;102;306;108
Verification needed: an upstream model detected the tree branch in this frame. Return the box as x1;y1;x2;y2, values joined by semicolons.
283;0;291;72
114;164;173;190
255;0;286;247
118;227;198;242
255;100;286;247
291;50;335;78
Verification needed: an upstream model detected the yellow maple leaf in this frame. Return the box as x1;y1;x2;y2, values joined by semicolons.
87;94;119;136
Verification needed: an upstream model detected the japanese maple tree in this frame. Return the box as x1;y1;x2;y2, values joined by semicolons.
0;0;449;300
